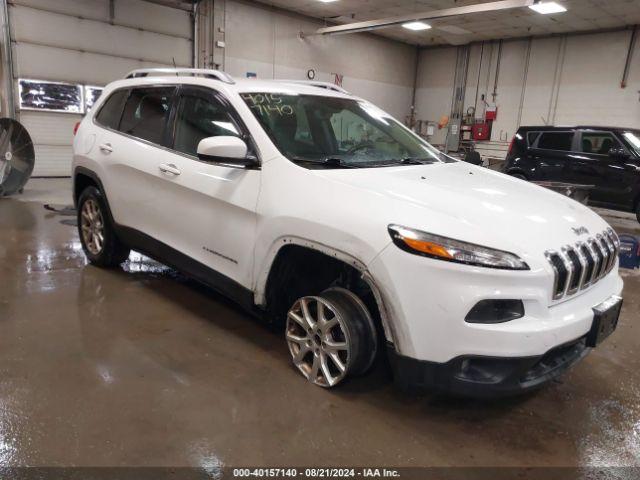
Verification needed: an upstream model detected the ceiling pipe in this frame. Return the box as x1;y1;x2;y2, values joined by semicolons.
313;0;535;36
139;0;195;12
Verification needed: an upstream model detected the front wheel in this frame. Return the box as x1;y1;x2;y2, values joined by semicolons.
77;186;130;267
285;287;378;388
509;172;527;181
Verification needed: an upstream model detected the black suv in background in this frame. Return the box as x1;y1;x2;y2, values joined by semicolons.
503;126;640;222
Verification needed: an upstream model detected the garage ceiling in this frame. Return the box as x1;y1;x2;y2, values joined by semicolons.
251;0;640;46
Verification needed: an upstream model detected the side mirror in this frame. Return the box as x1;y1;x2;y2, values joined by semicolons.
197;136;257;168
608;147;629;160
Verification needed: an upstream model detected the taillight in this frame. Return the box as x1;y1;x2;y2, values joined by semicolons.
507;136;515;156
73;122;81;135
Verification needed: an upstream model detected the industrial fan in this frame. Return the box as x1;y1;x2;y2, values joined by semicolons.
0;118;35;196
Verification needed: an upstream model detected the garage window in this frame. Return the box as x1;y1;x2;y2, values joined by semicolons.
85;86;104;111
119;87;175;145
537;132;574;151
18;79;83;113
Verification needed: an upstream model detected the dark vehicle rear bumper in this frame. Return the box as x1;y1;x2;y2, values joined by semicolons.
388;336;590;398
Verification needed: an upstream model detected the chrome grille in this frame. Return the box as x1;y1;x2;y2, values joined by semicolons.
546;229;619;301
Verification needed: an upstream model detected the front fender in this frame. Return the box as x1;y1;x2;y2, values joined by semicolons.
252;235;396;345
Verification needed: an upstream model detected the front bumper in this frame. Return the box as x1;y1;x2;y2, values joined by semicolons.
388;336;590;398
368;244;624;363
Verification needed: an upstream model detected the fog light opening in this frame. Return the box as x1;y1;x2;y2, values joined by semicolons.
465;299;525;324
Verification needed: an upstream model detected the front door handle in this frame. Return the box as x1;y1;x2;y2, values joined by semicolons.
99;143;113;154
159;163;181;176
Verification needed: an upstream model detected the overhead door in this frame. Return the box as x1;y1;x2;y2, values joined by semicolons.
9;0;193;176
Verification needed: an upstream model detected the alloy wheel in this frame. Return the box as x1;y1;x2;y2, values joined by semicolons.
286;296;351;388
80;198;105;255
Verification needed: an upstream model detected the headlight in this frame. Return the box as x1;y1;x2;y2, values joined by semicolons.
388;224;529;270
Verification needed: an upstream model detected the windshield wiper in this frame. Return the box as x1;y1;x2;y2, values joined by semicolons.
399;157;428;165
289;156;360;169
371;157;437;166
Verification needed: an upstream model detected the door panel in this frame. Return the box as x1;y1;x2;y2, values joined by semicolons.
528;131;575;182
100;86;177;239
149;157;260;287
571;131;637;209
153;86;260;288
104;133;181;241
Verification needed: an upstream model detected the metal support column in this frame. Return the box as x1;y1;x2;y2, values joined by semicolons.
0;0;15;119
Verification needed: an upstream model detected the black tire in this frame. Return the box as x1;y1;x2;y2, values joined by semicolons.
285;286;378;388
636;203;640;224
77;186;130;267
509;172;527;181
321;287;378;376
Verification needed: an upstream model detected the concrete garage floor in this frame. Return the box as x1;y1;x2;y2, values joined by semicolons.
1;178;639;470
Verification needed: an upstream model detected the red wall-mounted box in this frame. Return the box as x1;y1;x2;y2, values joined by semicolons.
472;123;491;141
485;107;498;121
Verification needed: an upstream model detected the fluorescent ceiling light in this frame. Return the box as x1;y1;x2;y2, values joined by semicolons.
402;21;432;31
529;2;567;14
318;0;339;3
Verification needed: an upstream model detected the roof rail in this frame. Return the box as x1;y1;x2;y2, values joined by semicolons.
125;68;235;84
278;80;350;95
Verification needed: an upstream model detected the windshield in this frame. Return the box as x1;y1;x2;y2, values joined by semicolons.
240;92;454;167
623;130;640;156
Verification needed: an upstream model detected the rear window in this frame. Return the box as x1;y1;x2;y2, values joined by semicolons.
95;90;128;130
537;132;574;151
527;131;541;146
119;87;175;145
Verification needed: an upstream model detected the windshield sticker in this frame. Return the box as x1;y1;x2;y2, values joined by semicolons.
241;93;294;117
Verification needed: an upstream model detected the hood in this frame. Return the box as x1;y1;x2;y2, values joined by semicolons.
316;162;611;263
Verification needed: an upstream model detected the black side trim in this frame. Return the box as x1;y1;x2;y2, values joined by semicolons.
197;153;259;169
114;225;256;313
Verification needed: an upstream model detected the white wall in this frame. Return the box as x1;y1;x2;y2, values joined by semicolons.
415;46;457;145
220;0;417;121
415;29;640;151
11;0;192;84
10;0;193;176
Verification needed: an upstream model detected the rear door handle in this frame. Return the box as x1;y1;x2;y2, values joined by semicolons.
159;163;181;176
99;143;113;154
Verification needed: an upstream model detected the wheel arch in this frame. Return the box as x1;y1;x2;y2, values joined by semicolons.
255;238;395;345
73;167;103;207
73;166;118;229
505;168;529;180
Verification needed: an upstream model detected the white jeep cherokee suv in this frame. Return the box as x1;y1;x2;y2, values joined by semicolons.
72;68;624;397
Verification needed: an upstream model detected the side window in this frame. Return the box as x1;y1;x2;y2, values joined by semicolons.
173;93;241;156
119;87;175;145
580;132;621;155
536;131;574;151
95;90;128;130
527;131;541;146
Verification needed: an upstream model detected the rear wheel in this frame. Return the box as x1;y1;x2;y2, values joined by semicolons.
285;287;377;388
77;186;130;267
